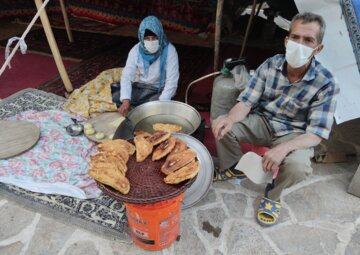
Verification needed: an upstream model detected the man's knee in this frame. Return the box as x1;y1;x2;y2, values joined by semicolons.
281;160;310;184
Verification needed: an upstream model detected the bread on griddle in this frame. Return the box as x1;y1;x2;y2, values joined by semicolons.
161;148;197;175
168;138;188;157
147;131;171;146
164;161;200;184
153;123;182;133
152;136;176;161
134;135;153;162
88;168;130;194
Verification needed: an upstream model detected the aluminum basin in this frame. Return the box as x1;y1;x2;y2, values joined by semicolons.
127;100;201;135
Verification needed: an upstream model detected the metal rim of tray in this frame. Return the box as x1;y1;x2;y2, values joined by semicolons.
173;133;214;209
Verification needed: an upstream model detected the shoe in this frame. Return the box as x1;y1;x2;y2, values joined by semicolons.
257;196;281;227
213;167;246;182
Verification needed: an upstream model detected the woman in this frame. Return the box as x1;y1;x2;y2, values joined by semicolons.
116;16;179;116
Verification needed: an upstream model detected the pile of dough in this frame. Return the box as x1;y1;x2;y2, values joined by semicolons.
84;122;105;140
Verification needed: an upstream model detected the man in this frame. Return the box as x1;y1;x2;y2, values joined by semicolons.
212;12;339;226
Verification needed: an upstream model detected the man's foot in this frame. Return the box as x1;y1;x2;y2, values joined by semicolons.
257;196;281;227
213;166;246;182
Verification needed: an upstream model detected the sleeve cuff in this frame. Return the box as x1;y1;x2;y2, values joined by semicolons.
306;126;330;140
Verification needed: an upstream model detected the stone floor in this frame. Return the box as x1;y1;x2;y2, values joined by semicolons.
1;160;360;255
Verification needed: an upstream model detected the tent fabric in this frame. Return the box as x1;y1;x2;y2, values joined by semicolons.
67;0;216;34
0;0;216;35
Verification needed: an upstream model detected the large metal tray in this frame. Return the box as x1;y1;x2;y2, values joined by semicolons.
98;133;213;209
172;133;214;209
97;144;195;204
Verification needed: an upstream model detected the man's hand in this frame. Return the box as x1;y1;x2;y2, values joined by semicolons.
261;132;322;175
262;144;289;172
212;116;234;140
117;99;131;117
211;102;251;140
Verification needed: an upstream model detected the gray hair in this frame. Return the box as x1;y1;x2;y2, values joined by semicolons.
289;12;326;43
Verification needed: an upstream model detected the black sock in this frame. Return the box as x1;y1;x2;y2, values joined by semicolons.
264;180;275;198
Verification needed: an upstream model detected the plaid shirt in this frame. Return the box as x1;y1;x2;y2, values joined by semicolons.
238;54;339;139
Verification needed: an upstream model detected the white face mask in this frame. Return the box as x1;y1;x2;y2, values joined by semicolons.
144;40;160;54
285;40;315;68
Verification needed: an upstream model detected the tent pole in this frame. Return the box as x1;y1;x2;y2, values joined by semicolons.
59;0;73;43
240;0;257;58
34;0;73;94
214;0;224;71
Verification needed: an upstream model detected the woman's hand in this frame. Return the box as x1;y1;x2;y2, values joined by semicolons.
118;99;131;117
212;116;234;140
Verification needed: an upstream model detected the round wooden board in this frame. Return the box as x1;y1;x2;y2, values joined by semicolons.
0;120;40;159
84;112;125;143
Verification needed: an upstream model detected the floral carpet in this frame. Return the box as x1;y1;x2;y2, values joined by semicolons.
0;89;129;240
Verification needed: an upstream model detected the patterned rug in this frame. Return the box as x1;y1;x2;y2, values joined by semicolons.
0;88;130;241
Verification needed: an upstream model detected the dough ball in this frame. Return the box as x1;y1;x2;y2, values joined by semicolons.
95;132;105;140
84;128;95;135
84;123;93;130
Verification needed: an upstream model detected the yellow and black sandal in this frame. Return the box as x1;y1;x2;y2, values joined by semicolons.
213;167;246;182
257;196;281;227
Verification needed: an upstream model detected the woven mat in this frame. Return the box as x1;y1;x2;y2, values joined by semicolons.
0;88;130;241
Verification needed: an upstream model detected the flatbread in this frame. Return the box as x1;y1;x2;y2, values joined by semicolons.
88;168;130;194
152;136;176;161
153;123;182;133
164;161;200;184
161;148;197;175
98;139;136;156
147;131;171;146
90;153;127;175
90;151;125;166
134;135;153;162
134;130;152;138
168;138;188;157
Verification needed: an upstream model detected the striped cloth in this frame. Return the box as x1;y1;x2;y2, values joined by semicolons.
238;54;339;139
